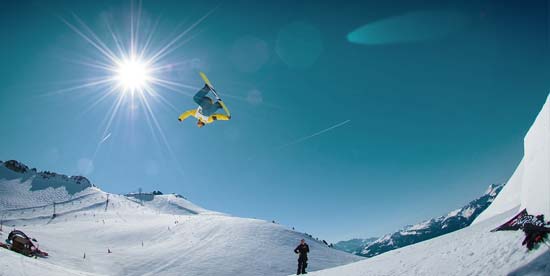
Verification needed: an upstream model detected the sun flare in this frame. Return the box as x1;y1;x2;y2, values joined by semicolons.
115;57;151;92
54;2;216;170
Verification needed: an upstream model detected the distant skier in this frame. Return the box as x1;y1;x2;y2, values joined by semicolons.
294;239;310;275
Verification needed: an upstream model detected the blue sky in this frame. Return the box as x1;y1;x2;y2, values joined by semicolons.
0;0;548;242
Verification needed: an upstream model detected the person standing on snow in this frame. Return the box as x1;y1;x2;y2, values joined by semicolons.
521;214;550;250
294;239;310;275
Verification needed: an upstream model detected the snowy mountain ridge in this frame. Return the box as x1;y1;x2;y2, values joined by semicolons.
1;160;93;188
0;160;96;210
348;183;503;257
332;238;377;255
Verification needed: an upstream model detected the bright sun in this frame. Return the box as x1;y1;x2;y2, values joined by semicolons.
58;3;216;157
115;57;151;92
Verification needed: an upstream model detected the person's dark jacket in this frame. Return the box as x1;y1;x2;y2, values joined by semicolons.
294;243;310;260
520;215;550;250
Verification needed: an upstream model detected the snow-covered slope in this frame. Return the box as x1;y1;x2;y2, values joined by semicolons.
475;94;550;223
126;192;219;215
0;161;361;276
0;160;94;210
305;209;550;276
0;249;101;276
307;94;550;276
356;183;502;257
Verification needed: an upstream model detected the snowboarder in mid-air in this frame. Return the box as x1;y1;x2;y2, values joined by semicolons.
294;239;310;275
178;72;231;128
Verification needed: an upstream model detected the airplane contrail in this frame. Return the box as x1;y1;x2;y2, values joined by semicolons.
92;132;112;160
99;132;112;144
276;120;351;150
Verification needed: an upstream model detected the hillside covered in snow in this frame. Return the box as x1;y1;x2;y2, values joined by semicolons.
307;94;550;276
0;160;361;276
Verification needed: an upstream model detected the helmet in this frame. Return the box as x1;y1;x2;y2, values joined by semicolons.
197;120;205;128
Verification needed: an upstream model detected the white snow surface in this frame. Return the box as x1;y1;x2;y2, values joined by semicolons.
0;248;100;276
0;167;360;276
475;94;550;224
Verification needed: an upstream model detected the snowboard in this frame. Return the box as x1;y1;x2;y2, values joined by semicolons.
198;72;231;117
199;72;218;97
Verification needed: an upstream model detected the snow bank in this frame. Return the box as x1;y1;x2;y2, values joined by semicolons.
474;94;550;223
521;94;550;216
